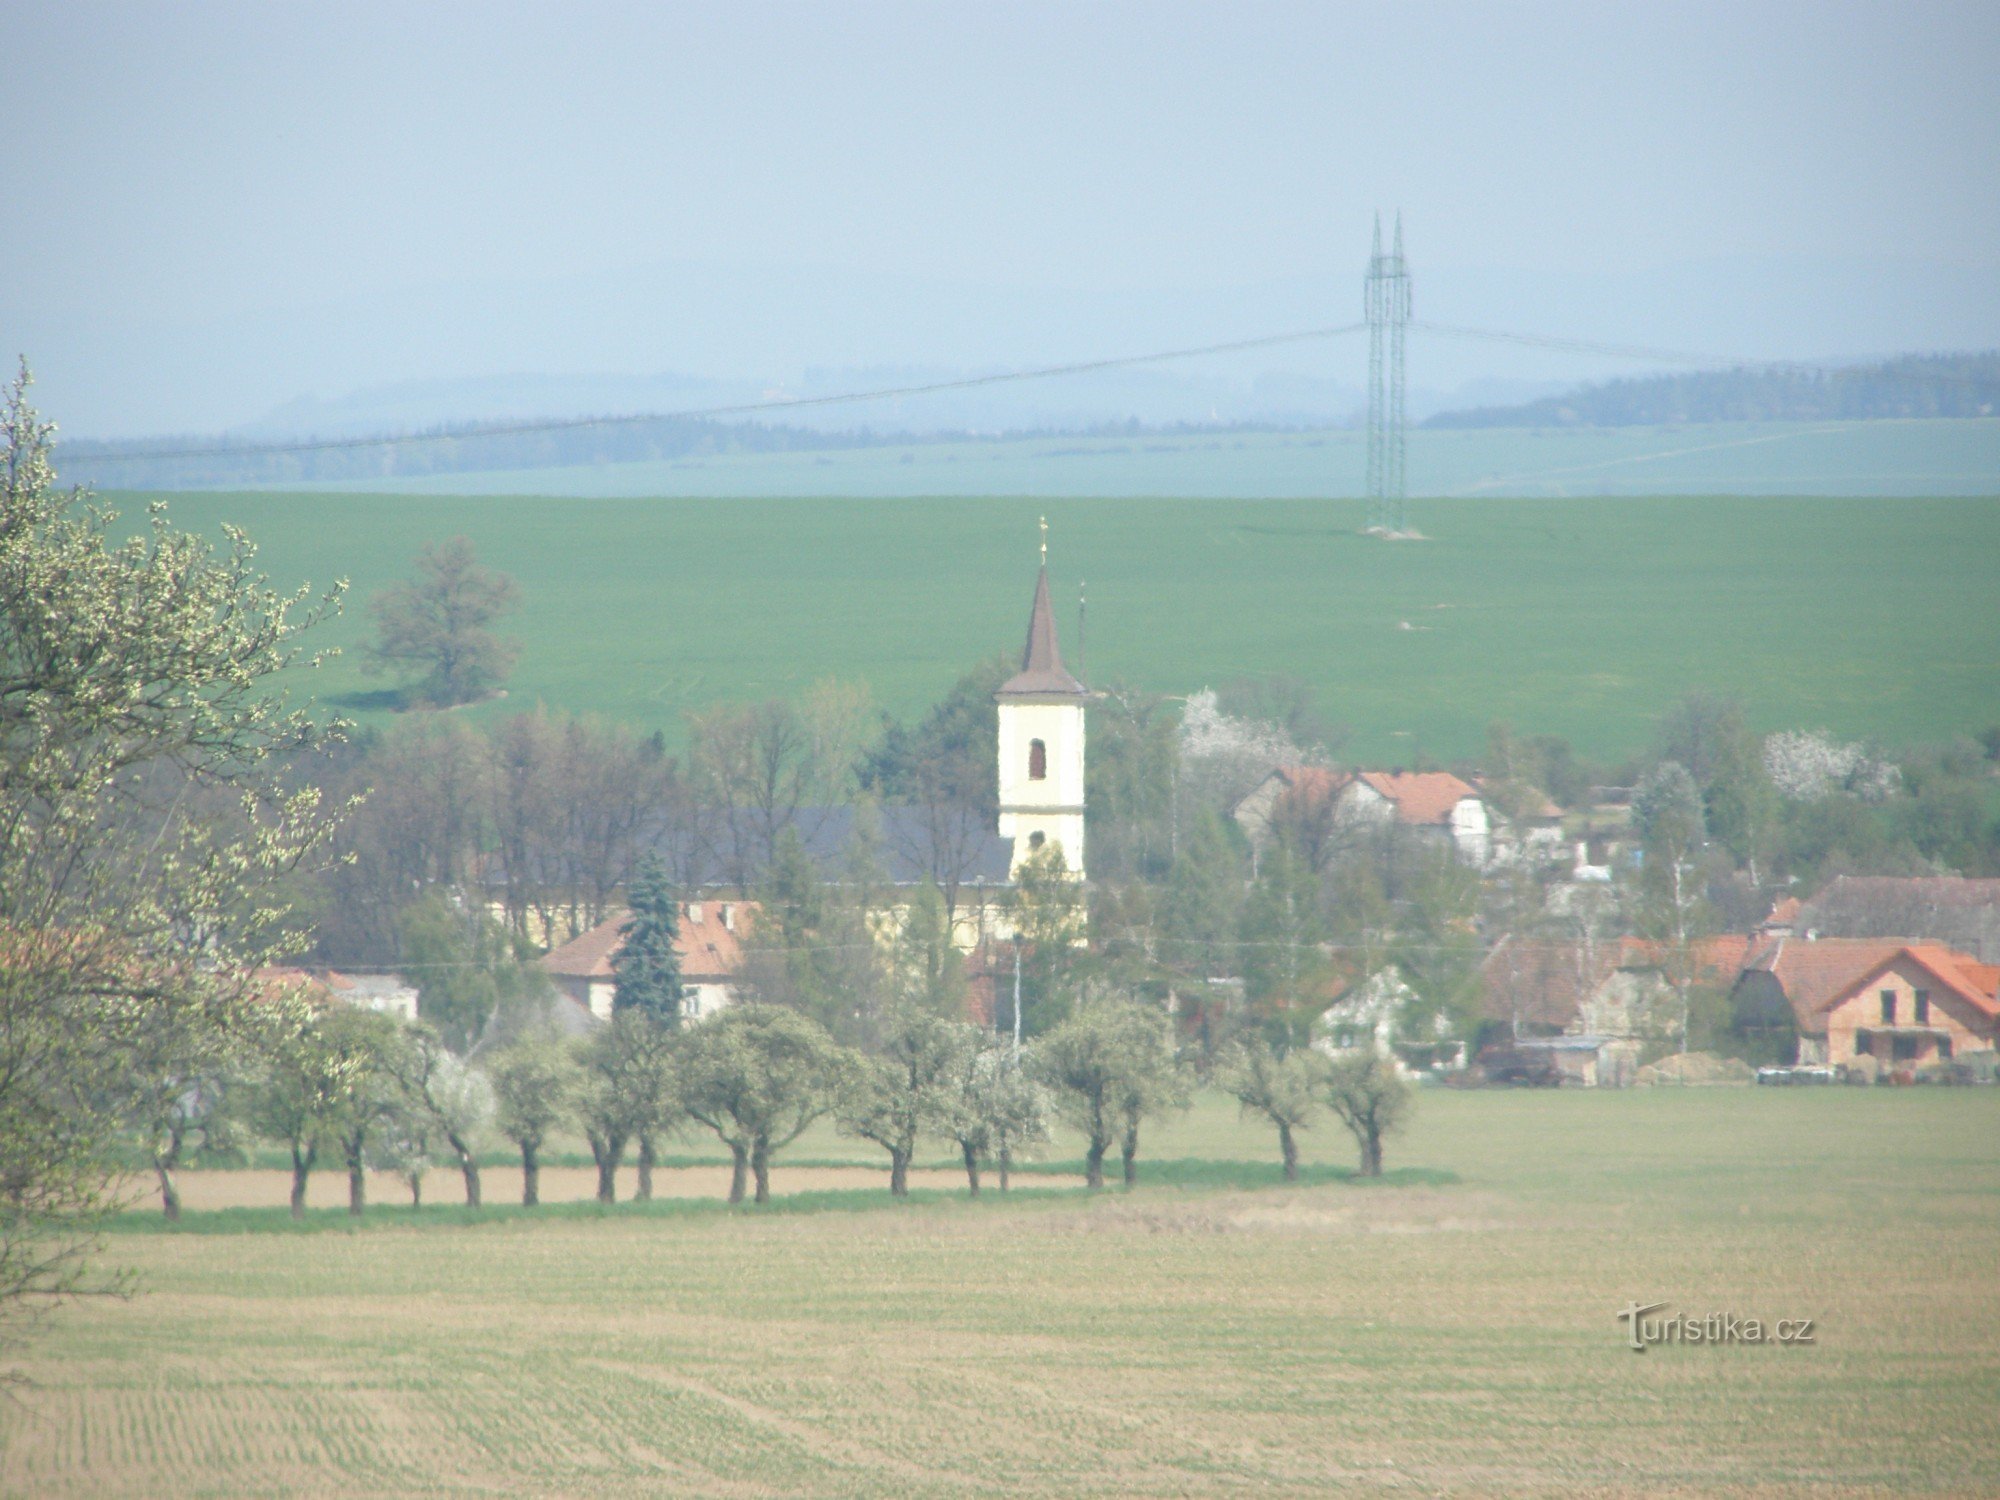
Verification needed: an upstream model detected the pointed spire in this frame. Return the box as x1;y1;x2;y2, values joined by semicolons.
1372;211;1383;261
1393;211;1403;257
997;536;1086;698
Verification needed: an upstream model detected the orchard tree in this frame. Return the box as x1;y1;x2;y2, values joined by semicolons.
938;1044;1052;1194
390;1025;494;1208
488;1034;579;1207
1034;997;1185;1190
837;1009;977;1196
245;997;368;1220
324;1007;416;1216
0;366;345;1336
679;1005;848;1204
1216;1037;1328;1182
1322;1051;1411;1178
575;1012;678;1203
613;858;685;1024
367;535;519;706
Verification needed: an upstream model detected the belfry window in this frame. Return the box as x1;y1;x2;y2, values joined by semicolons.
1029;739;1047;780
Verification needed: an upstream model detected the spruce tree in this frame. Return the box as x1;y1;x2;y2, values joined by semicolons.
613;857;686;1025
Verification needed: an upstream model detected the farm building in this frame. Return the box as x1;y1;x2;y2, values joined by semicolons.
540;899;758;1023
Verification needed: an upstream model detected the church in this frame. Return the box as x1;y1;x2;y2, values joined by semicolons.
539;542;1088;1020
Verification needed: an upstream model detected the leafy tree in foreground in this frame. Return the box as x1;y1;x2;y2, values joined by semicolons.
1321;1051;1411;1178
367;534;519;707
679;1005;848;1204
1034;998;1184;1191
1216;1037;1328;1182
613;858;686;1025
488;1034;579;1207
936;1041;1052;1194
0;365;344;1342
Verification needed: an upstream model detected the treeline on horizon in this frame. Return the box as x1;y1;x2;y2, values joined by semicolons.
1424;351;2000;429
54;406;1289;491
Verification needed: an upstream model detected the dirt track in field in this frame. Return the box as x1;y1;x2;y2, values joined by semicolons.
136;1163;1068;1213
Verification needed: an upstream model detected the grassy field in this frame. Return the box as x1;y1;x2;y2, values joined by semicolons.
5;1087;1998;1496
115;489;2000;763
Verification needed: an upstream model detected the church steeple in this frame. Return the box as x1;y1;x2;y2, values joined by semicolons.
994;523;1088;880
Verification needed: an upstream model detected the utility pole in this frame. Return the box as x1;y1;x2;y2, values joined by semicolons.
1012;938;1024;1050
1364;212;1412;535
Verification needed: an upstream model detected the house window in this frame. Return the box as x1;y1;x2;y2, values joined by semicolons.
1880;989;1896;1024
1892;1035;1920;1063
1029;739;1047;780
1913;989;1930;1025
687;903;703;924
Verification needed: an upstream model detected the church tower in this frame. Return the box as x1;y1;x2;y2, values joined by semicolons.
995;526;1088;879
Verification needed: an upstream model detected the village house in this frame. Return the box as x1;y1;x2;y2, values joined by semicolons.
1310;961;1465;1073
1728;935;1999;1068
1233;766;1496;866
539;898;757;1023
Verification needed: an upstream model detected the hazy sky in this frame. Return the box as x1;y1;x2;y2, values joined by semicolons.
4;1;1997;434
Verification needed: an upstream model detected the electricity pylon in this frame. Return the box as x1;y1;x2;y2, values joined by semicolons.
1364;213;1412;534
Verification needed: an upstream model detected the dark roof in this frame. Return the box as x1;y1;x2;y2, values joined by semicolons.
1800;876;2000;962
654;805;1016;892
997;567;1086;697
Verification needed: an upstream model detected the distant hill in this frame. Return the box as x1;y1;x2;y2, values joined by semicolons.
1424;352;2000;428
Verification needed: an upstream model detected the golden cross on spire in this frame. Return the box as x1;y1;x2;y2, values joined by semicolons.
1039;515;1048;566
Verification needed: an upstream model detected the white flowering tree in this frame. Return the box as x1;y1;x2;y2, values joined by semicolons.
1763;729;1901;803
0;365;347;1343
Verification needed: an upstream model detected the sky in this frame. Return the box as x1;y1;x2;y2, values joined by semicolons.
3;1;1997;436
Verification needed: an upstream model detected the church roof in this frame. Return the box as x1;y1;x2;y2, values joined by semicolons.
997;567;1087;697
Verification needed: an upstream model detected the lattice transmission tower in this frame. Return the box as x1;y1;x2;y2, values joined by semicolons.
1364;212;1412;535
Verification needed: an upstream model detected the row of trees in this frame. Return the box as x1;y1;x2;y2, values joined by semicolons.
148;982;1415;1225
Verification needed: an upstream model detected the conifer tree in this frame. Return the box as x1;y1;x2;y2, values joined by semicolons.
613;857;686;1025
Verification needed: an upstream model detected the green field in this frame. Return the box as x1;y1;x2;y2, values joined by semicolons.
119;489;2000;763
6;1088;1997;1496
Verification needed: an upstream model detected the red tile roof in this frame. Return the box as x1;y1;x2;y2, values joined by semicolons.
539;901;757;984
1354;770;1482;826
1739;936;2000;1031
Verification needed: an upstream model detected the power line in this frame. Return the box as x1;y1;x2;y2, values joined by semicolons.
62;322;1370;467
